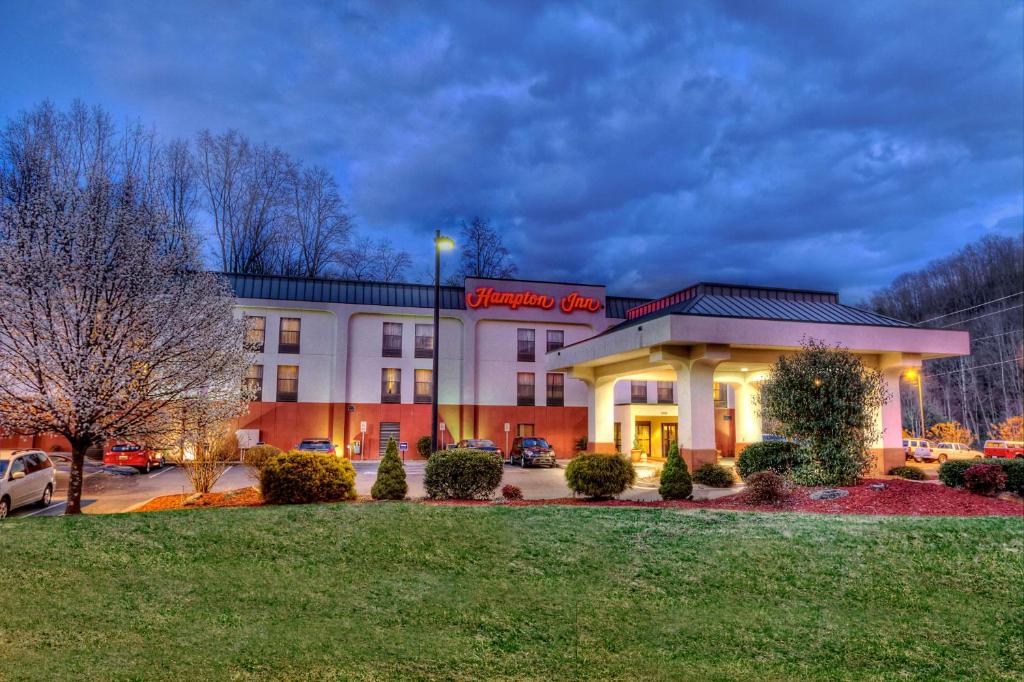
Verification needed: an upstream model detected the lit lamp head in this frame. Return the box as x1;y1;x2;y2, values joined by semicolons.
904;369;918;381
435;234;455;252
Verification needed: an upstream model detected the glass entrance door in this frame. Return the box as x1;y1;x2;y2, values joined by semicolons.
635;422;651;457
661;423;677;457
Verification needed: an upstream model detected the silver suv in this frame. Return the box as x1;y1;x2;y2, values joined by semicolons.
0;449;57;518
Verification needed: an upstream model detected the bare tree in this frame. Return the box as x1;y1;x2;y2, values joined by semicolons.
341;236;413;282
195;129;293;274
282;165;353;277
448;216;517;284
0;103;252;514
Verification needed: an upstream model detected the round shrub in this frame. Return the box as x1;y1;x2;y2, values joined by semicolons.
424;448;503;500
417;435;432;459
744;470;789;505
940;458;1024;495
260;450;357;505
736;441;804;479
692;463;735;488
887;465;927;481
565;453;636;499
501;484;523;501
242;444;281;471
658;442;692;500
371;437;408;500
963;464;1007;496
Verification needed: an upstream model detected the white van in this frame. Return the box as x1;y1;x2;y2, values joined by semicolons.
0;449;57;518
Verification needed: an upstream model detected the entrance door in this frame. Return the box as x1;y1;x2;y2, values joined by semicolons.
661;423;677;458
379;422;400;457
714;409;735;458
635;422;651;457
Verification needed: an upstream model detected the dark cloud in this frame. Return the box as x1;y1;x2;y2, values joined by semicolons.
1;0;1021;298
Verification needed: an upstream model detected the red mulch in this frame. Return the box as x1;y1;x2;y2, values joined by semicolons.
136;487;264;512
429;479;1024;517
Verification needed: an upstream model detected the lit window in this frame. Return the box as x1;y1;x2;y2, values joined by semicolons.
276;365;298;402
414;369;432;404
546;373;564;407
517;372;535;406
245;316;265;352
244;364;264;401
381;368;401;403
279;318;301;354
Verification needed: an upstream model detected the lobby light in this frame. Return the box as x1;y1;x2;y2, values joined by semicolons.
740;367;749;372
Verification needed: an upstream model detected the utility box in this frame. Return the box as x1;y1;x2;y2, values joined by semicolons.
236;429;260;449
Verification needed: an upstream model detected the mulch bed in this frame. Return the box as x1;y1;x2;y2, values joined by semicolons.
431;479;1024;517
136;487;264;512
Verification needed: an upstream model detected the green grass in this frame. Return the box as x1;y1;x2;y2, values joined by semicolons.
1;504;1021;681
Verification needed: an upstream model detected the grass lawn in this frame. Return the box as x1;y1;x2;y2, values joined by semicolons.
0;504;1021;681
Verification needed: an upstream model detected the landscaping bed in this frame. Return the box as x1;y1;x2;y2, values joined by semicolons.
136;486;263;511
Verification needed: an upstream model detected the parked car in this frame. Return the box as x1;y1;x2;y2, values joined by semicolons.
103;443;164;473
455;439;503;459
902;438;936;463
509;437;556;468
0;449;57;518
294;438;337;456
932;442;984;461
983;440;1024;459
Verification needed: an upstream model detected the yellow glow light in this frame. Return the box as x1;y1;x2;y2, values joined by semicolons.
904;369;918;380
435;235;455;251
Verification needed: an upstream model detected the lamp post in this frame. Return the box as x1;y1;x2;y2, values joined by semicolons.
905;368;925;437
431;229;455;453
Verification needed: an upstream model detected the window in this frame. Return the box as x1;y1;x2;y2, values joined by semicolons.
546;373;564;407
381;368;401;403
657;381;674;404
614;422;621;452
414;324;434;358
546;330;564;353
382;322;403;358
279;318;301;354
276;365;298;402
414;369;432;403
517;328;535;362
517;423;534;437
713;382;727;407
517;372;535;406
630;380;648;404
245;364;264;401
245;316;266;352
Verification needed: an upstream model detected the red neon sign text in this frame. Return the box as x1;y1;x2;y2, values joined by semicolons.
465;287;602;314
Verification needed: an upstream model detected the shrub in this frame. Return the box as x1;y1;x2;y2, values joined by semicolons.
242;444;281;471
736;441;803;479
658;442;692;500
260;450;357;505
565;453;636;499
417;435;432;459
744;471;789;505
501;484;523;501
939;458;1024;495
371;437;408;500
963;464;1007;496
887;465;927;481
692;463;734;488
574;436;588;453
424;448;503;500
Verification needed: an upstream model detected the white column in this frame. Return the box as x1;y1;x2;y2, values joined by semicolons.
584;377;616;453
874;368;904;451
677;361;718;459
734;379;762;446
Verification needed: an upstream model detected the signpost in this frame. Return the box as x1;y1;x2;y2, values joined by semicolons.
504;422;510;461
360;421;367;461
399;440;408;461
439;422;446;449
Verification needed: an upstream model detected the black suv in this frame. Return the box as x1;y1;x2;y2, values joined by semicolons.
509;437;556;468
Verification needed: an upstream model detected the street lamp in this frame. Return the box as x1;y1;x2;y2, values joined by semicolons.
905;368;925;437
431;229;455;453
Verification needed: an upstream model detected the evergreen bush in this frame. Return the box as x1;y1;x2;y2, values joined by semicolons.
692;463;735;488
371;437;408;500
736;441;804;479
242;444;281;471
424;448;503;500
658;442;692;500
260;450;357;505
564;453;636;499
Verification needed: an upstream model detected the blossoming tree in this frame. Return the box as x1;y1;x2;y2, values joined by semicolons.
0;102;252;514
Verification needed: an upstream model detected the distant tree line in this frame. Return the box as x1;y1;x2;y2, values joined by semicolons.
868;234;1024;443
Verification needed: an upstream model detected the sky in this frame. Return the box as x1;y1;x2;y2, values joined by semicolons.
1;0;1022;300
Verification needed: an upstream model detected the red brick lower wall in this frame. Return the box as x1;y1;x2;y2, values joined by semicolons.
235;402;589;460
0;434;71;451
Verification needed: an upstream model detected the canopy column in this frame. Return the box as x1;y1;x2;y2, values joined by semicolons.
574;371;617;453
733;377;763;454
874;354;918;475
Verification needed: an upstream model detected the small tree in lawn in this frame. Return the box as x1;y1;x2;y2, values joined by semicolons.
372;437;407;500
0;102;252;513
757;338;889;486
659;441;692;500
927;421;975;446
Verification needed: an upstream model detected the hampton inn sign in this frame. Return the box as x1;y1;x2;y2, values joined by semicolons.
1;275;969;477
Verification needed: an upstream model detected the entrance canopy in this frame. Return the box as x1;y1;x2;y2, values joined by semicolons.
547;283;970;473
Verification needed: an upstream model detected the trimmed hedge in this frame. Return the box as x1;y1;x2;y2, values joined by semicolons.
658;442;692;500
963;464;1007;496
939;458;1024;495
424;448;503;500
692;463;735;488
565;453;636;499
887;465;927;481
371;437;408;500
260;450;357;505
242;444;281;471
736;441;803;479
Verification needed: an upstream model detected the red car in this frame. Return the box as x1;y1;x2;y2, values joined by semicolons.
103;443;165;472
983;440;1024;459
